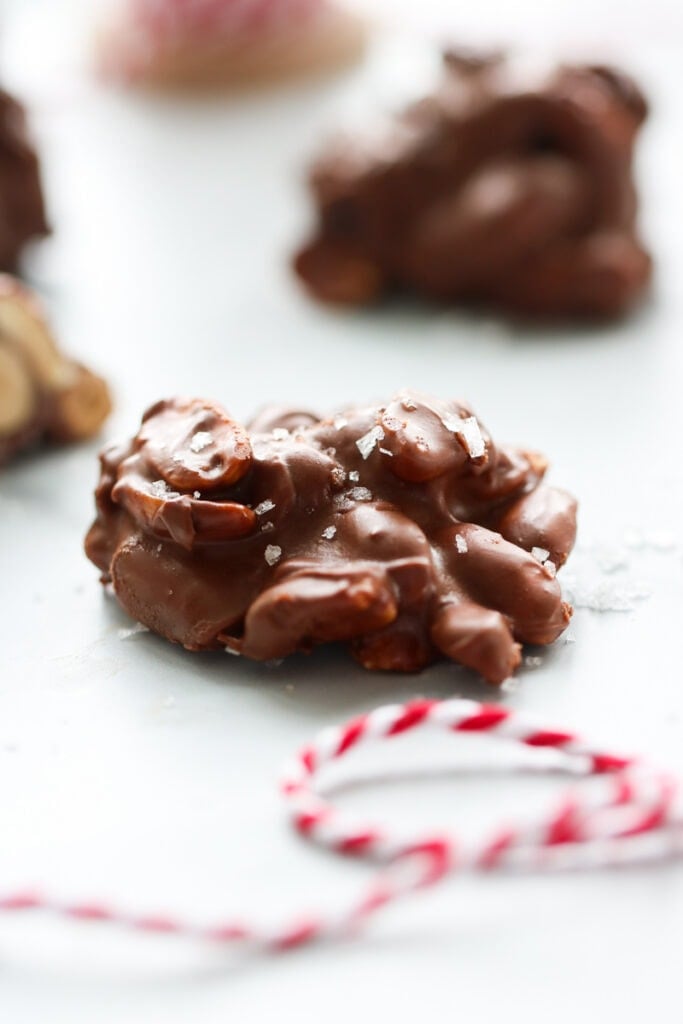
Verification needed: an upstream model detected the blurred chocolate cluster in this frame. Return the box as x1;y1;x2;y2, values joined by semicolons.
294;50;651;319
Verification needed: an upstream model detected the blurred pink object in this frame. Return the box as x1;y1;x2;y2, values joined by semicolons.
97;0;366;89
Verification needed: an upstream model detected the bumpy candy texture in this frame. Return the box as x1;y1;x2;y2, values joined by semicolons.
85;390;577;684
0;88;48;270
294;50;651;320
0;276;111;465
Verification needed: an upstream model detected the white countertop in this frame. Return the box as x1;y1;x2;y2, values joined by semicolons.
0;2;682;1021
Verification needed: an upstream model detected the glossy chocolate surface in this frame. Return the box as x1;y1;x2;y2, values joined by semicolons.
294;51;651;319
86;391;577;683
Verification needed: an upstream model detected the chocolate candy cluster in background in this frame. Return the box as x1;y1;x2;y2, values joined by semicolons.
0;276;111;465
85;391;576;684
0;86;48;270
294;50;651;319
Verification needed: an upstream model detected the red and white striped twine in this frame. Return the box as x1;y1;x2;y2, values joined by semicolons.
1;697;682;953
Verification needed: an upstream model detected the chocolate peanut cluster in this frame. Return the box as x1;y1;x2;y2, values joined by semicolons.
294;51;651;319
0;276;111;464
85;390;577;683
0;88;48;269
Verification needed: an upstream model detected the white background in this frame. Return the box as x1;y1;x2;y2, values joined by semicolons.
0;1;682;1021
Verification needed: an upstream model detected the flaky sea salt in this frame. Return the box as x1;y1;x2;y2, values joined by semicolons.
379;447;393;457
333;416;348;430
117;623;149;640
254;499;275;516
455;535;468;553
224;644;241;656
265;544;282;566
348;470;360;483
349;486;373;502
261;521;275;533
189;431;212;453
531;547;550;563
443;414;486;458
401;397;417;411
525;656;543;668
544;560;557;577
356;425;385;459
562;576;651;612
322;526;337;540
193;491;201;499
150;480;179;499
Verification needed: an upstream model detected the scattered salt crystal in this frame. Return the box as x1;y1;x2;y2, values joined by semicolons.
224;644;241;656
356;425;385;459
595;546;629;574
349;486;373;502
254;499;275;516
117;623;149;640
443;414;486;458
531;547;550;563
189;431;212;453
322;526;337;540
401;397;417;411
333;416;348;430
501;677;520;694
193;491;201;499
272;428;289;441
544;560;557;577
645;529;677;551
562;576;651;612
564;633;576;645
455;535;468;554
623;527;644;549
261;521;275;533
525;656;543;668
156;544;162;553
379;447;393;457
349;470;360;483
265;544;282;566
150;480;171;498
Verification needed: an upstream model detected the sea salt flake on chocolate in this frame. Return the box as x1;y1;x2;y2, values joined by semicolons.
193;491;201;499
544;560;557;577
455;535;468;553
356;425;385;459
117;622;149;640
322;526;337;540
532;546;550;563
401;398;417;411
224;644;241;656
150;479;180;498
349;486;373;502
348;470;360;482
254;499;275;515
333;416;348;430
265;544;282;566
443;414;486;458
189;430;212;453
379;447;393;457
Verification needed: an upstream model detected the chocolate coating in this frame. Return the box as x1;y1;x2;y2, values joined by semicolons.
0;88;48;270
85;390;577;684
293;50;651;320
0;275;111;465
